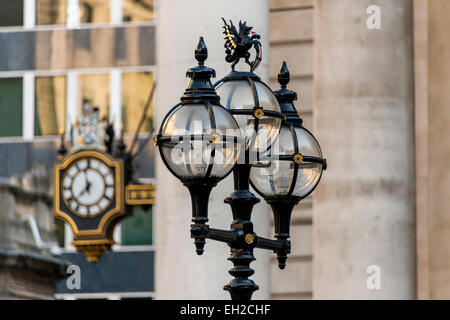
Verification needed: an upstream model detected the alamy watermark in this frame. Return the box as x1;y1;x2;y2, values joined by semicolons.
366;265;381;290
66;265;81;290
366;5;382;30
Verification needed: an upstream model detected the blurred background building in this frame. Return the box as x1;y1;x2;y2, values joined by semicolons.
0;0;155;299
0;0;449;300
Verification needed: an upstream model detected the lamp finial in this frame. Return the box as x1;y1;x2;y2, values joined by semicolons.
278;61;290;88
195;36;208;66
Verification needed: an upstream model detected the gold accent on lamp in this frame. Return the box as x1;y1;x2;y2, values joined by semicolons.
254;108;264;119
293;153;303;164
245;233;254;245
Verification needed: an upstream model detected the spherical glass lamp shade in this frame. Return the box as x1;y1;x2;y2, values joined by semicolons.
215;75;282;154
250;125;324;199
155;37;244;256
250;62;326;200
160;102;241;181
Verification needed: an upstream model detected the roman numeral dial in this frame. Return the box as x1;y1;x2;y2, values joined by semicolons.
61;157;115;217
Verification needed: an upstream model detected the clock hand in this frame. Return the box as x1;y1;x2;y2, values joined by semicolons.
83;169;92;194
84;169;89;185
78;188;88;198
77;170;91;198
86;181;92;194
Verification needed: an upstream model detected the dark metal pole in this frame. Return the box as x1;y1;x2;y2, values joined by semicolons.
223;163;260;300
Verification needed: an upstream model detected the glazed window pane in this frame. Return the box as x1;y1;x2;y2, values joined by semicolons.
122;0;154;22
35;76;67;136
0;0;23;27
36;0;67;25
122;71;154;134
80;0;110;24
0;78;22;137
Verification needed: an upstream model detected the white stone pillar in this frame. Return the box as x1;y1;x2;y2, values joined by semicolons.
313;0;416;299
155;0;271;299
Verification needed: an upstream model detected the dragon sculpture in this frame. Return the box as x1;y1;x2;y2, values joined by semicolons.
222;18;263;72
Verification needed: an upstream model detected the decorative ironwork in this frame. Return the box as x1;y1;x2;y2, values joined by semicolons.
222;18;262;72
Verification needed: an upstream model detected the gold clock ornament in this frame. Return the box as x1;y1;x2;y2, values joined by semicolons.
54;150;125;262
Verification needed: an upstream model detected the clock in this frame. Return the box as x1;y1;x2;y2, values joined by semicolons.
54;147;154;262
62;157;115;217
54;149;125;262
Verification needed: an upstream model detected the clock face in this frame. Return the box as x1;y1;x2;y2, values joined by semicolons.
62;157;115;217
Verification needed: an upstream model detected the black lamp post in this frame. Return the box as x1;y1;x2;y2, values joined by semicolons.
154;19;326;301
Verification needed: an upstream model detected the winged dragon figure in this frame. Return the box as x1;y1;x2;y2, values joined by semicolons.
222;18;263;72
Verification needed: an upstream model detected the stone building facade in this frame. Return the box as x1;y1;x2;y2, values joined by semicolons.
268;0;315;299
0;0;156;300
154;0;450;300
267;0;450;300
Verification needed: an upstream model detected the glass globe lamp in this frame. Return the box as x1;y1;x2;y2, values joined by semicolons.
155;37;242;254
250;62;327;268
250;125;324;199
215;76;282;154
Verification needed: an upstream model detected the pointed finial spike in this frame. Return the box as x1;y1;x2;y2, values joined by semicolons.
57;129;67;160
195;36;208;65
278;61;290;88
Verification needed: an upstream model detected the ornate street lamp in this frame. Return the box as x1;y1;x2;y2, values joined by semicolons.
154;37;242;255
250;61;327;269
154;19;326;301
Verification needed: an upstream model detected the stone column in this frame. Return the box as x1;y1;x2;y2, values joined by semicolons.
313;0;416;299
155;0;272;299
415;0;450;300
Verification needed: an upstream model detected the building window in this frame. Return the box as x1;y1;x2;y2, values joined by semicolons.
36;0;67;25
80;0;110;24
0;0;24;27
122;0;153;22
78;73;110;122
35;76;66;136
0;78;23;137
122;71;153;134
121;205;152;245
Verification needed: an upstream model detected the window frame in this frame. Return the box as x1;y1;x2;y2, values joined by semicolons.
0;66;155;143
0;0;156;31
34;73;68;137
